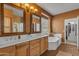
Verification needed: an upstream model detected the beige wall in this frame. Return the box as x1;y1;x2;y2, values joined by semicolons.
52;9;79;41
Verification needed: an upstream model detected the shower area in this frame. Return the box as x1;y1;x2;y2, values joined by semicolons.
64;17;79;48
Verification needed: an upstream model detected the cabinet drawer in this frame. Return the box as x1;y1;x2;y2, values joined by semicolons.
16;41;29;47
30;47;40;56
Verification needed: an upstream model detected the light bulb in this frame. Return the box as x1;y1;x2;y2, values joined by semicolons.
30;6;34;9
34;9;38;12
25;3;29;7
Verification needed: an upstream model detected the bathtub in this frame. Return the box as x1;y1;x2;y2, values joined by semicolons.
48;36;61;50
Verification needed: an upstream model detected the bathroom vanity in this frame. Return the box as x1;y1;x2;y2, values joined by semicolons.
0;36;48;56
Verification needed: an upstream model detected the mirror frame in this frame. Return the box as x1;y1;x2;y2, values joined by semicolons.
1;3;26;36
31;13;41;33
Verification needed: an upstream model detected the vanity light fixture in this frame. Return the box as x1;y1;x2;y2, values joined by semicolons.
30;6;34;9
30;6;34;12
34;9;38;12
24;3;38;13
25;3;29;8
24;3;30;12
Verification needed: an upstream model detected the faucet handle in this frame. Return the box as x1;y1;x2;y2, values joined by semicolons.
18;35;21;39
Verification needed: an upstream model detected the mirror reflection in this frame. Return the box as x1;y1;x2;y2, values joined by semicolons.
4;4;24;33
31;14;41;33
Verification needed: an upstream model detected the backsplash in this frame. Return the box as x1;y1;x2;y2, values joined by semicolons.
0;17;49;48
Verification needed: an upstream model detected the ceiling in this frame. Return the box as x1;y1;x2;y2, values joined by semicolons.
37;3;79;15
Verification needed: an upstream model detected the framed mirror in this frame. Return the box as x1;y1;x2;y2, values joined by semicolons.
31;13;41;33
2;3;25;35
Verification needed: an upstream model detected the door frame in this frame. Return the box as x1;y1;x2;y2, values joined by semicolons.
64;17;79;49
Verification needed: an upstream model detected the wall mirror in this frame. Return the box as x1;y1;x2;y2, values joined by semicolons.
31;13;41;33
2;4;25;35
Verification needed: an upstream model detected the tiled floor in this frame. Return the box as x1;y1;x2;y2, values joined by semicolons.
42;43;79;56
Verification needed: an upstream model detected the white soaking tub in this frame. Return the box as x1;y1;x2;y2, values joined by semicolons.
48;37;61;50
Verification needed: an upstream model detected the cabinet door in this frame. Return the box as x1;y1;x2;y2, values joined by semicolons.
40;37;48;55
40;38;45;54
45;37;48;50
30;39;40;56
0;46;15;56
30;47;40;56
9;46;16;56
16;42;29;56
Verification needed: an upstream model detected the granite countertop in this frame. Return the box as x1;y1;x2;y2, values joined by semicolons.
0;34;48;48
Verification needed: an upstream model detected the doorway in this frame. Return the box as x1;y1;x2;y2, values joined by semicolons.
64;17;78;48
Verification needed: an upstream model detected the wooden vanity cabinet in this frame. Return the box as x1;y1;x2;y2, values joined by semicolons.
15;41;30;56
45;36;48;50
0;46;16;56
30;36;48;56
40;36;48;54
40;37;45;54
0;36;48;56
30;39;40;56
